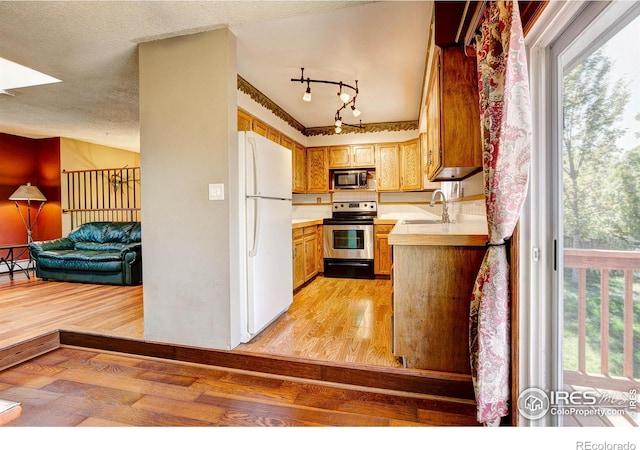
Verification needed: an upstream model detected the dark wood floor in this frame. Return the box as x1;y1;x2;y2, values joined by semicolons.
0;346;478;426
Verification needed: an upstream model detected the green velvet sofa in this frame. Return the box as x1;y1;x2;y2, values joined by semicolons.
29;221;142;285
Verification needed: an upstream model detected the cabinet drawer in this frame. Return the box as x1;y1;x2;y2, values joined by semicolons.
303;226;317;236
375;224;395;234
293;228;304;240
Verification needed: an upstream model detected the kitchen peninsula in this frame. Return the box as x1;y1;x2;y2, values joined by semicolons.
389;216;488;374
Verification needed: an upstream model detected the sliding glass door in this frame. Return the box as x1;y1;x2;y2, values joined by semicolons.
553;1;640;427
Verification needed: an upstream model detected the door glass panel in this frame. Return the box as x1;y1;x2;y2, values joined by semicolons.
560;13;640;427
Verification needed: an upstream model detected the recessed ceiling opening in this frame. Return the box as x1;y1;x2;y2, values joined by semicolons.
0;56;61;94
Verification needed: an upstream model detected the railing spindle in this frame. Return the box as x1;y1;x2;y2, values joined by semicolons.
578;267;587;373
600;269;609;375
624;269;634;378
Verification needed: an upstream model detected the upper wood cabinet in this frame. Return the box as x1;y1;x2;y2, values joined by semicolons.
280;134;294;151
306;147;329;193
376;140;422;192
292;143;307;193
328;146;351;168
252;118;269;138
267;128;281;144
399;139;422;191
375;143;400;191
328;144;376;169
238;109;253;132
351;144;376;167
425;45;482;181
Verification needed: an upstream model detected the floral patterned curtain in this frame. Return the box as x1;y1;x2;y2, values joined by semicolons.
469;0;532;426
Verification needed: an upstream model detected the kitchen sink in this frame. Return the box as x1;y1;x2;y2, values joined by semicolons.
402;219;445;225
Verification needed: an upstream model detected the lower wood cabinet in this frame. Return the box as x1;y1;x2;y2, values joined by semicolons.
374;223;395;276
392;244;485;374
293;224;322;290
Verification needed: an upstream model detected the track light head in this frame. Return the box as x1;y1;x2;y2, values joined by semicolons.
303;84;312;102
351;104;361;117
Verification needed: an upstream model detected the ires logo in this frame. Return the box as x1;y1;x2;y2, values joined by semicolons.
518;388;599;420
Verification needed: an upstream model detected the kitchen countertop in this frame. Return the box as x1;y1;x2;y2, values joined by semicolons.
292;218;324;229
388;215;488;247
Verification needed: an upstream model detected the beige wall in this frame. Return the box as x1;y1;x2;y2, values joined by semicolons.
139;29;239;349
59;137;140;235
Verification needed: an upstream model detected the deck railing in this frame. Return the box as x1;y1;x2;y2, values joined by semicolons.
563;248;639;391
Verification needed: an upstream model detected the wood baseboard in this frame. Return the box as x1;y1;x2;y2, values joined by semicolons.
1;330;475;403
58;330;475;401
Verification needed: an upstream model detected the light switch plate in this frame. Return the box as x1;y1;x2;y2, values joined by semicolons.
208;183;224;201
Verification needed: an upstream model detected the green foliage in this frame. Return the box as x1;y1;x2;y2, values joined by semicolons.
562;49;630;249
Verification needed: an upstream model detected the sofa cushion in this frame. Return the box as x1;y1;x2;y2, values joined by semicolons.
105;222;136;243
68;222;110;243
74;242;129;252
36;250;123;272
128;222;142;243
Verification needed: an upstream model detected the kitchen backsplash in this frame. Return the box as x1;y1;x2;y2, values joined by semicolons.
292;190;485;220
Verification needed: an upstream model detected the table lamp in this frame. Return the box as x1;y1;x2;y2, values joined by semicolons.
9;182;47;243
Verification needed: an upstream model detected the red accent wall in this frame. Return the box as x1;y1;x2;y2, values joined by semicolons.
0;133;62;245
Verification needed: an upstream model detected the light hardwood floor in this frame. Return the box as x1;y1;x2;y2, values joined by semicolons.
236;276;401;367
0;273;398;368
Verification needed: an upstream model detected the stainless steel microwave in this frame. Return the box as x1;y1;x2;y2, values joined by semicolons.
333;170;368;189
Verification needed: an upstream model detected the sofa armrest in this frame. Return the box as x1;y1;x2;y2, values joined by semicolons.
29;238;74;256
121;243;142;262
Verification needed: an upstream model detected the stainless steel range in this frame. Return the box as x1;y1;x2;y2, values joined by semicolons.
323;201;377;279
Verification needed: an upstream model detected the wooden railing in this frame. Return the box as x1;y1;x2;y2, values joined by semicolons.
63;167;141;229
563;248;639;390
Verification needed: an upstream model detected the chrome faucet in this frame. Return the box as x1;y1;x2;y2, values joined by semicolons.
430;189;451;223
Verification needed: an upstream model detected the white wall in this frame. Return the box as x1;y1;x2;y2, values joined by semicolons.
139;29;239;349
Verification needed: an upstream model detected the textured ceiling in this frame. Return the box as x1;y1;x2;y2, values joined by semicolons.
0;1;431;152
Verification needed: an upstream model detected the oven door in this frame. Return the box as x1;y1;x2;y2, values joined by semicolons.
323;223;373;260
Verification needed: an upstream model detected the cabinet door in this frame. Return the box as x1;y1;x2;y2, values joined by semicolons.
317;225;323;273
238;109;252;132
421;133;441;190
292;143;307;193
267;128;281;144
252;119;269;138
400;139;422;191
306;147;329;193
303;228;318;282
374;224;394;275
426;51;442;181
328;146;351;168
280;134;294;151
293;229;305;290
351;144;376;167
375;144;400;191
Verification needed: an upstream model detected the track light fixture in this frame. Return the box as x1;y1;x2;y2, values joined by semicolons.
291;68;365;133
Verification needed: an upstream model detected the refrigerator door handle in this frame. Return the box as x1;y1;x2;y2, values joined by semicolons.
249;197;260;257
247;135;259;197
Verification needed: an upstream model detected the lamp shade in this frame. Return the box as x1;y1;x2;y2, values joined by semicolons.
9;182;47;201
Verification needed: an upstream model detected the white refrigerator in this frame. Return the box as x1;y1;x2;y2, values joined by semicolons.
237;131;293;343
